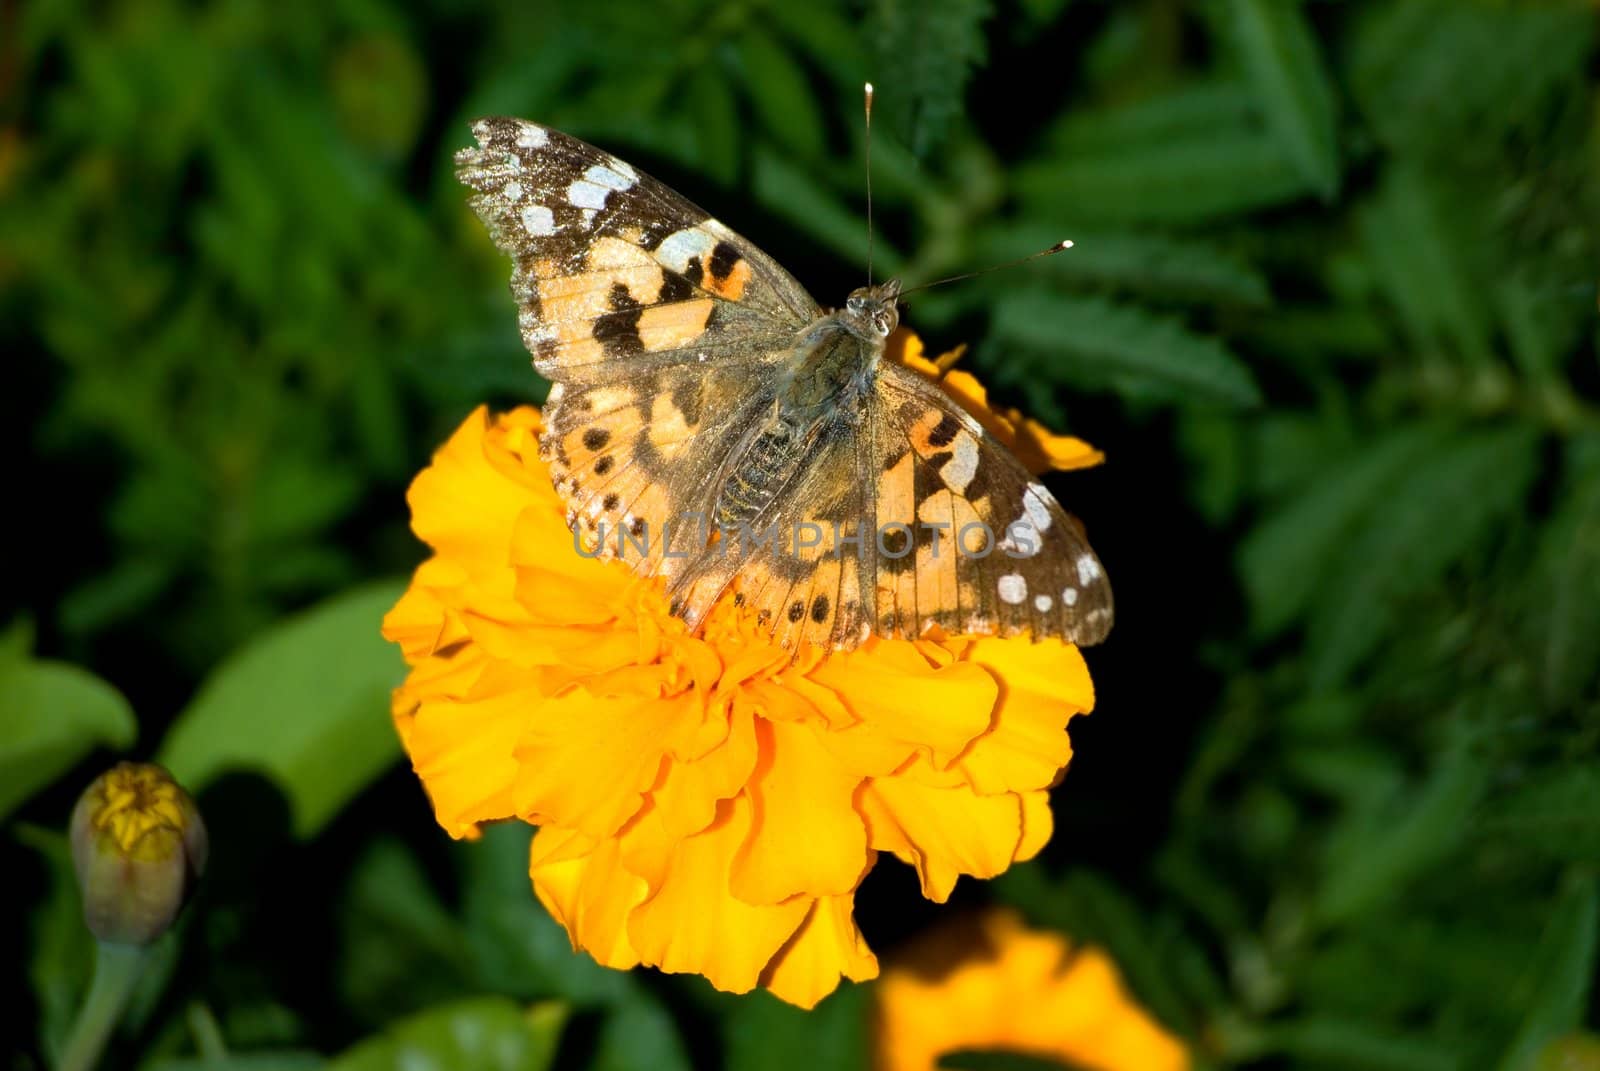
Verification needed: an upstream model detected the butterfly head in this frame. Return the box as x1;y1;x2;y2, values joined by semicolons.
842;280;901;339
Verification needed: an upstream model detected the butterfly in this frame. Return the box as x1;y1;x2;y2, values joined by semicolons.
455;117;1112;653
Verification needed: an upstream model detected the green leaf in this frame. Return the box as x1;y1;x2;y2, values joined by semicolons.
0;658;137;819
724;986;869;1071
591;995;694;1071
1263;1017;1464;1071
1316;740;1489;926
460;824;632;1005
327;997;565;1071
1535;437;1600;710
987;292;1262;408
1021;84;1313;225
157;579;408;837
17;825;94;1062
1356;165;1496;368
752;146;898;273
1479;765;1600;864
1497;875;1599;1071
738;29;826;159
1222;0;1339;198
978;227;1270;308
1308;426;1540;687
339;839;476;1024
1238;423;1453;639
868;0;992;157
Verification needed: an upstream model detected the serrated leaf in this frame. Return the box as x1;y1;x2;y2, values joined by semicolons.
0;658;137;820
1307;427;1540;687
1357;165;1495;368
1349;1;1595;156
1496;875;1599;1071
1316;741;1489;926
1536;437;1600;709
987;292;1261;408
1479;765;1600;864
327;997;564;1071
868;0;992;157
1238;423;1453;639
738;29;826;159
1021;85;1313;225
752;146;899;273
979;227;1270;307
158;580;407;837
1223;0;1339;198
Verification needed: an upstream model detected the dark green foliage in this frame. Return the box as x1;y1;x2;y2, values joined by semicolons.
6;1;1599;1069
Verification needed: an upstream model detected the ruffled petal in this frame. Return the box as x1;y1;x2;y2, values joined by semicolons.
625;796;810;993
860;775;1023;902
732;718;870;904
761;893;879;1009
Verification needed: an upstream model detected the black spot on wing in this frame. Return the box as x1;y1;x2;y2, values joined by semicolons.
927;413;961;448
810;594;830;623
709;240;740;282
582;427;611;451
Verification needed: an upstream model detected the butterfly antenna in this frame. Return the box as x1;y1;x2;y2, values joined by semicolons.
899;239;1075;298
864;81;875;286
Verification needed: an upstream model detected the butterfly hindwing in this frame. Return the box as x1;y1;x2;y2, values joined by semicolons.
455;118;817;384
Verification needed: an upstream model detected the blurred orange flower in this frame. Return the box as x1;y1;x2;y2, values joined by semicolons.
382;336;1103;1007
874;909;1190;1071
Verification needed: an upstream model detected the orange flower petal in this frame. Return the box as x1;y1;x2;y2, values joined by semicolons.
761;893;879;1009
859;775;1023;902
732;718;870;904
954;637;1093;795
530;828;646;971
874;909;1190;1071
624;796;810;993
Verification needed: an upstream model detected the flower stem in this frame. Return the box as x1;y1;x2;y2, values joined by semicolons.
57;941;148;1071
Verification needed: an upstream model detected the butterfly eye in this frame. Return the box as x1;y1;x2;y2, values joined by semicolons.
847;296;865;312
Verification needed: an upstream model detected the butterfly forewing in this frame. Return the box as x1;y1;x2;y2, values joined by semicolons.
455;118;816;383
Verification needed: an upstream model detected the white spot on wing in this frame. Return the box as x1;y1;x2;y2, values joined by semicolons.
1034;594;1053;612
1061;587;1079;606
1076;555;1103;585
521;204;556;236
515;125;548;149
503;181;524;201
998;574;1027;605
941;432;980;493
657;227;715;274
583;163;635;191
1023;485;1054;534
566;179;610;211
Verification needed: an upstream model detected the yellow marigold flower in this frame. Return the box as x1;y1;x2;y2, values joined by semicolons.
873;909;1190;1071
383;337;1101;1007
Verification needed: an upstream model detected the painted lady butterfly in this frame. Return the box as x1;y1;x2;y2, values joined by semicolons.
455;117;1112;652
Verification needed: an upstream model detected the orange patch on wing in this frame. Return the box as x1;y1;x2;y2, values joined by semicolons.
647;392;696;458
705;257;752;301
637;299;715;351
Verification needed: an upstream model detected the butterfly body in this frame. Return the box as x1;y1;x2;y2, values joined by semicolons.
456;117;1113;653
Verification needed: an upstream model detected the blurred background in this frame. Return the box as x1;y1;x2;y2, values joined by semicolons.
5;0;1599;1068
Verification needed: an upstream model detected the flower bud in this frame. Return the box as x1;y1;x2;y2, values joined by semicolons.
70;763;208;945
